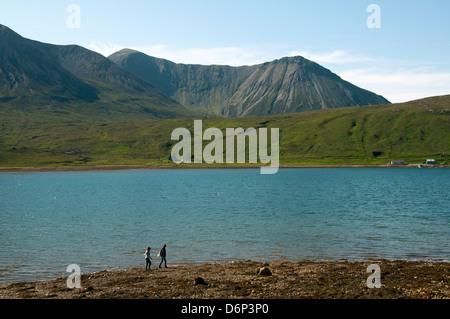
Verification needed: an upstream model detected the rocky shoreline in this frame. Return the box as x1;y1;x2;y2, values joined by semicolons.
1;260;449;299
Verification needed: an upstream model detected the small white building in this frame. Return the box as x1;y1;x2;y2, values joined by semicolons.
426;159;436;164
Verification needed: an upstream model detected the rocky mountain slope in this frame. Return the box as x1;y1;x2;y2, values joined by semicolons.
109;49;390;117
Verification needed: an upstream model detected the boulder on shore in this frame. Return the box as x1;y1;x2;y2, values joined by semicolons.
257;267;272;276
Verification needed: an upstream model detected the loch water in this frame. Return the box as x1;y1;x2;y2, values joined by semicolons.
1;168;449;284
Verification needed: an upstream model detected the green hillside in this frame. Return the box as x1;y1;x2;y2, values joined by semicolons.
0;95;448;168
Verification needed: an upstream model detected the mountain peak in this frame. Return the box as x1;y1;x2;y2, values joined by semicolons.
0;24;15;34
273;55;307;63
109;48;140;58
0;24;26;44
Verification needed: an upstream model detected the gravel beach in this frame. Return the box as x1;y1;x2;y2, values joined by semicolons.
1;260;448;299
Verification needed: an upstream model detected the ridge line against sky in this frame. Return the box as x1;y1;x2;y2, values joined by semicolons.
1;0;449;103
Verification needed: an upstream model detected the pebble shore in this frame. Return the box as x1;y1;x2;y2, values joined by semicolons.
1;260;449;299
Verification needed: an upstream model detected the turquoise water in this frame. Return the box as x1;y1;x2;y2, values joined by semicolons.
0;168;449;284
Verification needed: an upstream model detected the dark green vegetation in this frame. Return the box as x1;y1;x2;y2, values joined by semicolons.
109;49;390;117
0;24;196;122
1;95;448;168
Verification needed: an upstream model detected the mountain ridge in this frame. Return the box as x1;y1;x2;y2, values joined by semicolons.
109;49;390;117
0;24;196;121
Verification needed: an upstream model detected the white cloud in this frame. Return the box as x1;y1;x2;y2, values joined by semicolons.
88;41;276;66
135;46;278;66
88;40;125;57
338;68;450;103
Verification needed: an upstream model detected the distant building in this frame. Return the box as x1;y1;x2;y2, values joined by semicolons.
391;160;405;165
426;159;436;164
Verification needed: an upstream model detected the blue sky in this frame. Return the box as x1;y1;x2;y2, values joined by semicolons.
1;0;449;102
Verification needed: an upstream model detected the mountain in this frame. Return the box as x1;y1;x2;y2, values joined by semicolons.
0;25;97;103
0;23;390;121
0;24;195;121
109;49;390;117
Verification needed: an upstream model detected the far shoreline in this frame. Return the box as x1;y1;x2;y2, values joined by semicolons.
0;164;448;173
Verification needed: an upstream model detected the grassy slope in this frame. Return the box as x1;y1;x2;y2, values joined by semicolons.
0;95;448;168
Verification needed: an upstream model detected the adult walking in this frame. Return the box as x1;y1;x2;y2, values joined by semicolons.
145;247;152;270
158;244;167;268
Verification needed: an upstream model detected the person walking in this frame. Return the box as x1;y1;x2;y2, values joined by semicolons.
145;247;152;270
158;244;167;268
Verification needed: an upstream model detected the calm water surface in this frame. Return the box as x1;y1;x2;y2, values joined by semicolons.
0;168;449;284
